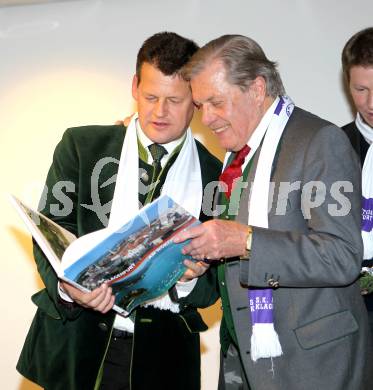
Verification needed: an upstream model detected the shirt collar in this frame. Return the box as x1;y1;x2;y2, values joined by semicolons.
135;119;186;162
247;96;280;151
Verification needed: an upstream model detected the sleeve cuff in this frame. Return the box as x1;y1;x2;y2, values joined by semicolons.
239;260;250;286
175;278;198;298
57;281;74;303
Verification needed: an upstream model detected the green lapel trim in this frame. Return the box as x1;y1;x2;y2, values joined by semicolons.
137;136;148;163
94;327;114;390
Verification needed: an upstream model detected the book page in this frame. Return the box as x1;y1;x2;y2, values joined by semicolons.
61;227;117;269
10;195;76;276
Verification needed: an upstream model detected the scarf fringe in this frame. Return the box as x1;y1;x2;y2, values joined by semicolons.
250;323;283;362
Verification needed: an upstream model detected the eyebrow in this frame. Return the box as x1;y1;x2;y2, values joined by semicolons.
193;96;221;105
144;92;184;99
352;83;368;88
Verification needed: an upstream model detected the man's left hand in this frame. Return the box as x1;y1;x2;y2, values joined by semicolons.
174;219;249;261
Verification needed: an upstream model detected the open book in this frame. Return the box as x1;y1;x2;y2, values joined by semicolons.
11;194;199;316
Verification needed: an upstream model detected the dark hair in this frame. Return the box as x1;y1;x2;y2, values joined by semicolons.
342;27;373;82
136;32;199;83
182;34;285;97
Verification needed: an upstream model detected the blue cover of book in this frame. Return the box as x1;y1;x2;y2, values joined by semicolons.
63;195;199;314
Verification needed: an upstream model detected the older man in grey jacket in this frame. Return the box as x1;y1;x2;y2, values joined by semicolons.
176;34;373;390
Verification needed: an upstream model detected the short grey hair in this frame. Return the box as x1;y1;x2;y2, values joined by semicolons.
182;34;285;97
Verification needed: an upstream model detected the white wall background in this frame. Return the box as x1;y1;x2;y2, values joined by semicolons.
1;1;372;389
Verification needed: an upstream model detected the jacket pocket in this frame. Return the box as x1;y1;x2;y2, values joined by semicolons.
294;310;358;350
31;289;61;320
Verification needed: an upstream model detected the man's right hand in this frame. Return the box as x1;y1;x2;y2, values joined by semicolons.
60;281;115;314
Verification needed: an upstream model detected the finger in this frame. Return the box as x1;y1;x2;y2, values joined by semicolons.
185;245;213;260
94;287;114;312
60;281;81;299
196;260;210;270
173;224;206;243
89;291;111;311
84;284;110;308
181;236;208;255
191;245;221;260
60;281;69;290
180;243;194;255
181;269;197;281
186;260;210;273
61;282;98;305
123;116;132;126
187;248;207;259
101;295;116;314
183;259;208;277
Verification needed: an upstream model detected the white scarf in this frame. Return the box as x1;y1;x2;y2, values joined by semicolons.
239;95;294;361
111;113;202;330
109;113;202;228
355;113;373;259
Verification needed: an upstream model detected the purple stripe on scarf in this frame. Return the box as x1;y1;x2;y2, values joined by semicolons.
249;289;274;324
362;197;373;232
274;96;284;115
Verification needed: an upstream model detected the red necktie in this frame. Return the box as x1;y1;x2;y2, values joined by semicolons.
219;144;250;199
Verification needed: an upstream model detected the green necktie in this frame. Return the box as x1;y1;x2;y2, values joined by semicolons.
148;143;168;183
148;143;179;302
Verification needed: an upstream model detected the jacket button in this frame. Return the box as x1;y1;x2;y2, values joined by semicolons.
98;322;108;332
141;171;149;182
267;278;279;288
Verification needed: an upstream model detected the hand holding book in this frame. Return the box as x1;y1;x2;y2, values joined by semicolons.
179;259;210;282
11;194;204;315
60;281;115;313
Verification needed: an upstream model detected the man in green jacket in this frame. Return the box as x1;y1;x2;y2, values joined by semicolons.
17;32;221;390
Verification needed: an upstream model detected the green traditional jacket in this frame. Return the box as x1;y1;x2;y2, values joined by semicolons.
17;124;221;390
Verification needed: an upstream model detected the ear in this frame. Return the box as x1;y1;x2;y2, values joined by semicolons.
248;76;267;104
132;74;139;101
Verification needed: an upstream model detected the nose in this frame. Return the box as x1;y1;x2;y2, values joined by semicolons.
201;104;215;127
154;99;167;117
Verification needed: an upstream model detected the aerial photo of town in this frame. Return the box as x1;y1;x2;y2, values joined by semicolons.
75;203;193;292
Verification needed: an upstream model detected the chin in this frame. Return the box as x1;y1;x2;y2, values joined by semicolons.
220;143;235;152
215;135;231;151
144;128;164;142
219;138;238;152
149;132;173;145
362;115;373;129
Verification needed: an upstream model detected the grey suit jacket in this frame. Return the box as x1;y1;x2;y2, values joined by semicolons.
224;107;373;390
